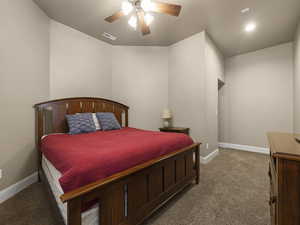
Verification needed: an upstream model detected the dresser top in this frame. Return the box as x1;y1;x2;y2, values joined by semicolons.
268;132;300;160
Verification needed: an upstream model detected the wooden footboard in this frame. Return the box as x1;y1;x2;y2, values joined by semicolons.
61;143;200;225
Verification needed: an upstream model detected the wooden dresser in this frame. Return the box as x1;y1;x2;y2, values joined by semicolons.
268;132;300;225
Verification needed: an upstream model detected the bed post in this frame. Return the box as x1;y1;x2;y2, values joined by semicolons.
35;106;43;182
195;145;200;184
68;197;82;225
125;109;129;127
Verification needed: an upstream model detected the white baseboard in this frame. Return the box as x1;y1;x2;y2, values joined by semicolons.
0;172;38;204
200;148;219;164
219;142;269;155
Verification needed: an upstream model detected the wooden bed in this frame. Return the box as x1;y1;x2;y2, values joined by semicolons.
34;97;200;225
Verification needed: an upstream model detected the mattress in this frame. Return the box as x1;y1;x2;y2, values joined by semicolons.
41;128;193;224
42;155;99;225
41;127;193;193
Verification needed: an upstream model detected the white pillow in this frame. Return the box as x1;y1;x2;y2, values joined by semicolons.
92;113;101;130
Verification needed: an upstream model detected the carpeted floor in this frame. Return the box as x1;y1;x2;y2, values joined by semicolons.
0;149;270;225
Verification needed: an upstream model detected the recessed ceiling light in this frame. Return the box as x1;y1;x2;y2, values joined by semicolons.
245;22;256;32
241;8;250;14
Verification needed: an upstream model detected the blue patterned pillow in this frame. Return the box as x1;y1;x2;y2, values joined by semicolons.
66;113;96;134
96;113;121;131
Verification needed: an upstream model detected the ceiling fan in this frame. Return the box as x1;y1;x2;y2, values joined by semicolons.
104;0;182;35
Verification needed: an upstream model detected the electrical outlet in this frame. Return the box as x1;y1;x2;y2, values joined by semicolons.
0;169;2;179
206;143;209;149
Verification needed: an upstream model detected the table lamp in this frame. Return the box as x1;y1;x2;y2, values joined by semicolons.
161;109;172;128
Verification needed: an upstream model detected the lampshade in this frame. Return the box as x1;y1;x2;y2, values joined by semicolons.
161;109;172;119
122;1;133;15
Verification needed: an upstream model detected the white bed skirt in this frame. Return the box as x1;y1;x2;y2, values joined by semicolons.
42;155;99;225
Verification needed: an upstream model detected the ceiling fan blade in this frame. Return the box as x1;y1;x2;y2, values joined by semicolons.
152;2;182;16
137;11;151;36
105;11;125;23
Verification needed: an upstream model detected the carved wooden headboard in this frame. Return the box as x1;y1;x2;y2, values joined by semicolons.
34;97;129;149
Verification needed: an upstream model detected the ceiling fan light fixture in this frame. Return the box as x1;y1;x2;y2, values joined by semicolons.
122;1;133;15
141;0;155;12
128;15;137;29
245;22;256;32
144;13;154;26
105;0;182;35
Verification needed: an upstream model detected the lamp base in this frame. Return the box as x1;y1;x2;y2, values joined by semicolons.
163;120;170;128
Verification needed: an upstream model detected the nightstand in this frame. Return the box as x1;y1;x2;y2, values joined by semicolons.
159;127;190;135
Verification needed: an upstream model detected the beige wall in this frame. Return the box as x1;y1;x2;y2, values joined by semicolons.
50;28;223;154
168;32;208;155
168;32;224;156
112;46;169;130
205;36;225;83
204;34;225;155
0;0;50;190
220;43;294;147
50;20;112;99
294;22;300;133
50;23;169;130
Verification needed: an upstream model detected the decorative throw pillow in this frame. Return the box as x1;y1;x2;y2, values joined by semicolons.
66;113;96;134
75;113;101;130
96;112;121;131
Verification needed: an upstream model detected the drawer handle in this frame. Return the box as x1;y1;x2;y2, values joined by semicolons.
269;196;277;205
268;169;271;178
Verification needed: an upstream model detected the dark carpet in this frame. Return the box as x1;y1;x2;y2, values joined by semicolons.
0;149;270;225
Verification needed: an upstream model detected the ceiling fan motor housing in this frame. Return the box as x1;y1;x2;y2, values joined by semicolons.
132;0;142;10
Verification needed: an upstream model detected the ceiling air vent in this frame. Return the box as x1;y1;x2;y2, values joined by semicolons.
102;32;117;41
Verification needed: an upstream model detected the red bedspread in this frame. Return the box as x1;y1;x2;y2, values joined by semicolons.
41;127;194;193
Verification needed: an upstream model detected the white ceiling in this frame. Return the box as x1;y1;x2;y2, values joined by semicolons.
34;0;300;56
